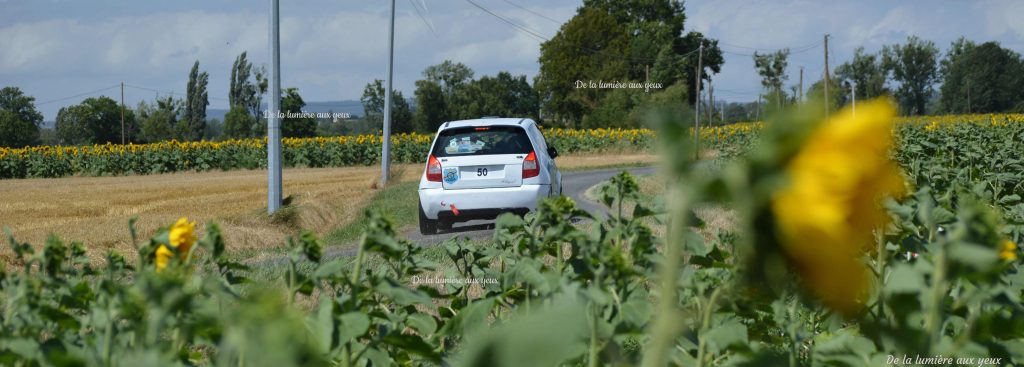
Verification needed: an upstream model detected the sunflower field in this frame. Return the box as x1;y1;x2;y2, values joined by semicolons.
0;128;663;179
1;104;1024;366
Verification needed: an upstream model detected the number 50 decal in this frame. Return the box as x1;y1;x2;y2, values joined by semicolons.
476;168;488;176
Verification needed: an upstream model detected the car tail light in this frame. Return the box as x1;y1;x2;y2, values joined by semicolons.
522;151;539;179
426;155;442;182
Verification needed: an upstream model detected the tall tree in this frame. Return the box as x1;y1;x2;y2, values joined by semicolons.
182;61;209;140
882;36;940;115
753;49;790;108
536;7;630;126
0;86;44;147
938;39;1024;113
229;52;266;124
834;47;889;102
55;97;136;145
281;88;316;138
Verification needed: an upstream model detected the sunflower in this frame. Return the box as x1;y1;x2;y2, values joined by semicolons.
771;98;906;314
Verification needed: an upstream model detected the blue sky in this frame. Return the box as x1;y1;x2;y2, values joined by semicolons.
2;0;1023;120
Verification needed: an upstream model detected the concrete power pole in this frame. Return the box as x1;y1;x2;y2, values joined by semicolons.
694;41;703;160
267;0;283;214
120;82;125;145
798;67;804;103
380;0;396;187
824;34;830;118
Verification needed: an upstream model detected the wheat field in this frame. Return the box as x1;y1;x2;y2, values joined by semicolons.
0;153;658;263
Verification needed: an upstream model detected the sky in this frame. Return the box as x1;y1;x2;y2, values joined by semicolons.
2;0;1023;121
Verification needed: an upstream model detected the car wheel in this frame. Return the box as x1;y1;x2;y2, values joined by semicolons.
418;200;437;235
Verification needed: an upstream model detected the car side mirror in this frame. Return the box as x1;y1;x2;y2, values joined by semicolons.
547;147;559;159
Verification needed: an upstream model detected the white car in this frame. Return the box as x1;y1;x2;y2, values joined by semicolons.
418;117;562;234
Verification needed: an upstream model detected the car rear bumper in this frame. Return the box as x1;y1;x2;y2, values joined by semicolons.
418;184;549;221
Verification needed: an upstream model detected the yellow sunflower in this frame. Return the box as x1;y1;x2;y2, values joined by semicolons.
771;98;906;314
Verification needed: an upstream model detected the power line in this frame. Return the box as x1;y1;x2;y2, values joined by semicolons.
35;84;121;105
464;0;549;42
499;0;563;25
407;0;437;37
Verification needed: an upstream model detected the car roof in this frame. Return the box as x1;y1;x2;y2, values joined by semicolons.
438;117;534;131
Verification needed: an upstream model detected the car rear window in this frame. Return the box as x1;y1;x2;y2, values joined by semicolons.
431;126;533;157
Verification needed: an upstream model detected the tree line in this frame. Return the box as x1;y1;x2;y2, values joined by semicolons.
4;0;1023;148
752;36;1024;116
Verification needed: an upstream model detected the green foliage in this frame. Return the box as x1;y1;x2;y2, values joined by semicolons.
411;63;540;131
137;96;180;143
55;96;137;145
361;79;414;133
229;51;267;120
183;61;210;141
222;105;256;139
412;79;446;132
883;36;941;115
0;86;43;148
834;46;890;102
938;39;1024;114
536;6;630;126
537;1;722;126
281;88;317;138
753;49;791;109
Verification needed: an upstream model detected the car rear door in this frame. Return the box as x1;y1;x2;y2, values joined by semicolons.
432;125;533;190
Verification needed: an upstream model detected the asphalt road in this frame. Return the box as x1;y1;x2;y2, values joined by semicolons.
249;165;656;266
402;166;658;245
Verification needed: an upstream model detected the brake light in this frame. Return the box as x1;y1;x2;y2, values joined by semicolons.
426;155;442;182
522;151;539;178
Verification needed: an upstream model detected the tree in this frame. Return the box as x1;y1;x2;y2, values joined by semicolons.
753;49;790;108
882;36;940;115
55;97;136;145
422;60;474;101
0;86;43;147
938;39;1024;113
536;7;630;126
834;47;890;102
413;79;447;132
537;2;721;126
281;88;316;138
229;52;267;124
360;80;413;133
182;61;209;140
449;72;539;121
223;105;256;138
137;96;179;143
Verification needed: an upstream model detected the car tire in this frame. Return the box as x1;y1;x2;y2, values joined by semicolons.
418;200;437;235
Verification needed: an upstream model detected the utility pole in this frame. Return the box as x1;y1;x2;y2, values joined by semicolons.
708;78;714;124
824;34;830;118
798;67;804;103
756;95;761;121
267;0;282;214
694;41;703;160
850;80;857;117
120;82;125;145
380;0;396;187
